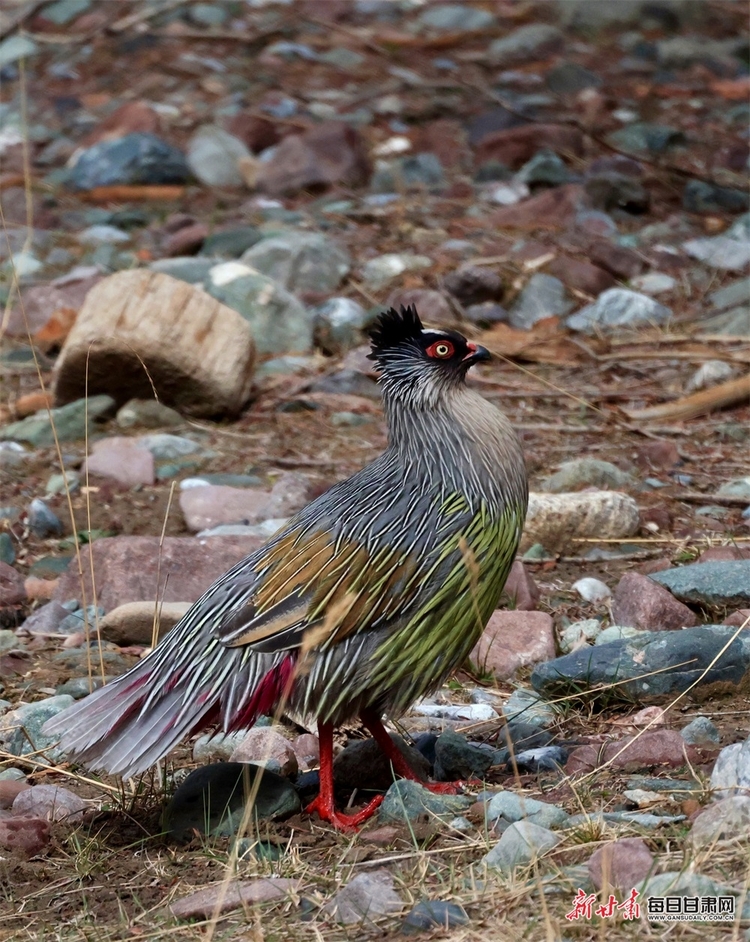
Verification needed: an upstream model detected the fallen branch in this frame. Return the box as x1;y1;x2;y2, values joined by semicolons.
79;185;187;202
624;373;750;422
672;493;750;507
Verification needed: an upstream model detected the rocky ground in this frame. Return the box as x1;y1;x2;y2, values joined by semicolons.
0;0;749;939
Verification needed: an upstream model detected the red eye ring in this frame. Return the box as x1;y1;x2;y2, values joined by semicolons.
426;340;454;359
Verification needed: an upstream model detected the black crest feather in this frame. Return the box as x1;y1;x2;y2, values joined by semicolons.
368;306;423;359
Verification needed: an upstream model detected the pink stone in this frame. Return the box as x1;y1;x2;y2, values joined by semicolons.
52;535;264;611
292;733;320;771
0;562;25;606
12;784;87;823
365;825;400;845
489;184;582;231
85;437;155;487
567;729;698;774
386;289;453;324
170;878;299;919
588;838;654;892
630;706;667;727
0;780;30;810
179;473;310;531
179;485;274;531
502;560;540;611
634;439;680;470
545;255;614;296
471;610;554;680
699;546;750;563
257;122;370;197
229;729;298;776
5;277;101;338
476;124;581;169
724;609;750;627
611;571;697;631
0;816;50;856
163;222;208;257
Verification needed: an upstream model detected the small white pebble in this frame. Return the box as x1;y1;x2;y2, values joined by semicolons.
572;577;611;603
179;478;211;489
622;789;662;808
410;703;498;722
685;359;735;393
373;135;411;157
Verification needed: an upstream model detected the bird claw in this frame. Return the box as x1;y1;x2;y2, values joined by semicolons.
305;793;384;832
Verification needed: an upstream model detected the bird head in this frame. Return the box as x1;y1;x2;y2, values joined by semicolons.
368;306;490;404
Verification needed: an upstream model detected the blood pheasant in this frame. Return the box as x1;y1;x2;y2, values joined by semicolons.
45;306;528;829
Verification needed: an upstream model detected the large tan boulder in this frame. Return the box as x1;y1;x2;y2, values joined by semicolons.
53;270;256;417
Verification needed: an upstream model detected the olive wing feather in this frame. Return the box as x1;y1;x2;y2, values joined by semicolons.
212;526;422;654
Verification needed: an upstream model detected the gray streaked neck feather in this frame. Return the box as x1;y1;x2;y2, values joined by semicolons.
383;383;528;513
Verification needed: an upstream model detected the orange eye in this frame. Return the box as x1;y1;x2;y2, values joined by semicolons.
426;340;454;359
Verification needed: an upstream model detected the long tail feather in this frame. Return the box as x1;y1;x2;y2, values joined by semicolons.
42;573;285;778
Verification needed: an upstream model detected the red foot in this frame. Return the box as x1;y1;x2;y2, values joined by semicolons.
305;793;384;832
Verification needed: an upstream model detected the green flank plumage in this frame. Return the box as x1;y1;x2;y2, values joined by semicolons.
44;306;528;811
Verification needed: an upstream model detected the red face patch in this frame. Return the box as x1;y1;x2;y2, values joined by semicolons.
425;340;455;359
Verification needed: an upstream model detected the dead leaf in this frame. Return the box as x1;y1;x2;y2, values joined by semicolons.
479;318;587;365
33;307;77;352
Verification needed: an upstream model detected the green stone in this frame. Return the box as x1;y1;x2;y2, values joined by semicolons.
29;555;73;578
235;838;282;861
40;0;90;26
717;477;750;500
0;532;15;564
522;543;548;561
55;676;105;699
193;473;264;488
0;630;22;654
0;395;115;446
652;561;750;607
205;270;312;355
188;2;228;27
2;695;74;763
0;34;39;67
115;399;183;429
45;471;80;496
379;780;471;824
200;227;261;258
607;123;685;154
155;460;202;480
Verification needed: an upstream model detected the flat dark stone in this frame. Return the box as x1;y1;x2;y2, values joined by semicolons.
402;900;469;933
163;762;300;842
651;561;750;608
531;625;750;702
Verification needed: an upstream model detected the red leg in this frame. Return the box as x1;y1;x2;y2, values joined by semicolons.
359;709;478;795
305;720;383;831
